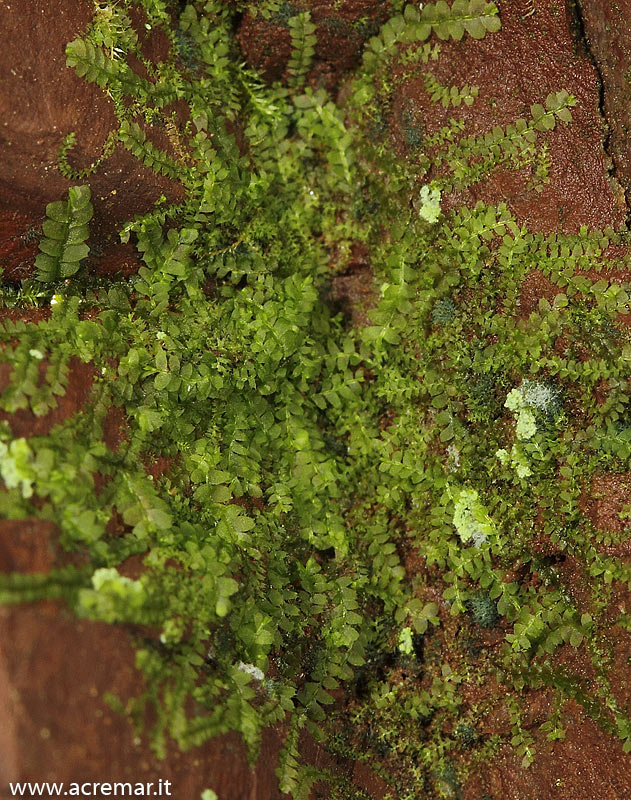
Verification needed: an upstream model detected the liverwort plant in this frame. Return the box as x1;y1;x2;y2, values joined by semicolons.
4;1;631;796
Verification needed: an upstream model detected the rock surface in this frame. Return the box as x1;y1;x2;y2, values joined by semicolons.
3;0;631;798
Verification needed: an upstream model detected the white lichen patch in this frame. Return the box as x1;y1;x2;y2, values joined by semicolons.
520;379;559;414
236;661;265;681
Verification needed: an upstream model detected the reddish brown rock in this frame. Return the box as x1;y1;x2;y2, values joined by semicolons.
579;0;631;209
0;357;94;439
237;0;391;90
0;601;286;799
3;1;631;798
518;270;560;318
464;699;631;800
387;0;626;233
581;472;631;535
0;0;184;279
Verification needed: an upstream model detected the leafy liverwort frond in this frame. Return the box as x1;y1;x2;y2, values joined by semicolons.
34;185;93;282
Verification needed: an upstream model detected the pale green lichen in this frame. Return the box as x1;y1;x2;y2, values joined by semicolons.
505;388;537;440
398;626;414;654
505;388;523;412
418;183;442;223
77;567;147;623
452;487;495;546
237;661;265;681
516;409;537;440
0;438;35;499
496;445;532;478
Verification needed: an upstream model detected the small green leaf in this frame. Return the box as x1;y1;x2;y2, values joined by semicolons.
233;514;256;533
154;372;171;391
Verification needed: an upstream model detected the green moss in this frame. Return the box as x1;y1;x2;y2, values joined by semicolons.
468;594;501;629
455;722;478;748
431;297;457;326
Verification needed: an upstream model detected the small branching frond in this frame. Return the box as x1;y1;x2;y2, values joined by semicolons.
276;719;303;796
363;1;501;71
0;566;89;605
119;121;188;180
287;12;317;88
66;38;121;88
423;72;479;107
58;130;120;180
